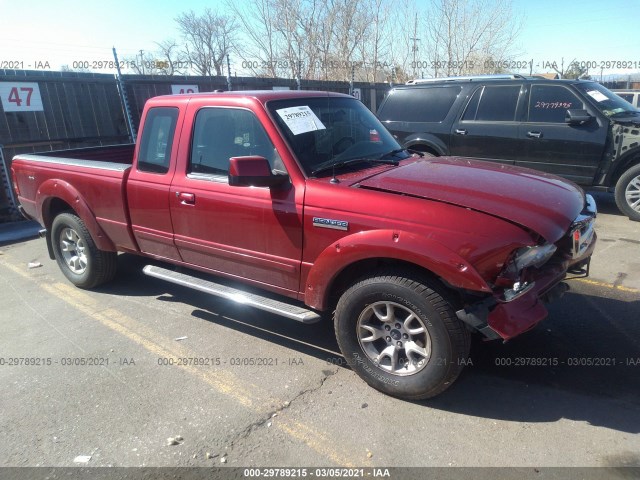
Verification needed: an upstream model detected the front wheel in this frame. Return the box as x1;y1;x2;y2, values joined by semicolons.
614;163;640;221
51;212;117;288
334;271;470;399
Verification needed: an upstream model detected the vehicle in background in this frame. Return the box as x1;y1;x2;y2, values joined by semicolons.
612;90;640;109
378;75;640;221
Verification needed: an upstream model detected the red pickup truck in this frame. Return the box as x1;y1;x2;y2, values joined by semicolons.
11;90;596;399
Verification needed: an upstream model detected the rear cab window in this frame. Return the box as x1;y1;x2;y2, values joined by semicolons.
137;107;179;174
378;86;462;122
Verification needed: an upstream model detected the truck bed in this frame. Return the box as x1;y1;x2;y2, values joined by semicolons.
29;143;135;166
12;144;137;253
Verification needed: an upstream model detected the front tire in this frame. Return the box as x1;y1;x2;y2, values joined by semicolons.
334;271;470;400
51;212;117;288
615;163;640;221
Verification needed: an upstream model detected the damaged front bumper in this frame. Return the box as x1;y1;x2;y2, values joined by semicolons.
456;194;597;341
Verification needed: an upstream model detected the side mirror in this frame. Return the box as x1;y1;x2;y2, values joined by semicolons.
565;109;593;125
228;156;289;188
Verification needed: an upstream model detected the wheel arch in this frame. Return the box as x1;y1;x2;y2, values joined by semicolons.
402;133;448;156
303;229;492;311
611;148;640;186
37;179;116;254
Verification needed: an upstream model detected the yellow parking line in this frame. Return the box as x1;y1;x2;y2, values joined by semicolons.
46;283;263;409
0;256;358;466
573;278;640;294
278;421;361;467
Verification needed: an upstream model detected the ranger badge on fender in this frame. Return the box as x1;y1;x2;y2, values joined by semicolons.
312;217;349;231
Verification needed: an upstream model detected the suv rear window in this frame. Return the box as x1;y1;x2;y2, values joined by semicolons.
379;86;461;122
462;85;521;122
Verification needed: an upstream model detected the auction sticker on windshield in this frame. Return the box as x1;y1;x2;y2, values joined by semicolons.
586;90;608;102
276;106;326;135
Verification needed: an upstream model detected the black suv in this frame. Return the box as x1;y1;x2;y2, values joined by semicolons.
377;75;640;221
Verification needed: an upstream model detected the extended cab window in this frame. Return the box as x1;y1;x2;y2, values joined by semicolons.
528;85;584;123
137;107;179;174
189;108;279;175
378;86;461;122
462;85;520;122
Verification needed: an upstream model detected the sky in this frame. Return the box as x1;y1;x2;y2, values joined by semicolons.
0;0;639;79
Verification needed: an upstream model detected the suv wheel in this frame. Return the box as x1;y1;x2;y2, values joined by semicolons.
334;270;470;399
615;163;640;221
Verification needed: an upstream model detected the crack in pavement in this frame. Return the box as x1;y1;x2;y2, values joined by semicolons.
224;367;340;456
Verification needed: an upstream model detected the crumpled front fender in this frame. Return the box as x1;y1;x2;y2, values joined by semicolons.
304;229;492;310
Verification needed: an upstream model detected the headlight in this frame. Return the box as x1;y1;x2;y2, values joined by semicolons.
512;244;557;271
495;243;557;290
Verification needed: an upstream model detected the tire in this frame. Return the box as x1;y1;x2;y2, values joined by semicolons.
614;163;640;221
51;212;117;288
334;271;470;400
410;149;435;158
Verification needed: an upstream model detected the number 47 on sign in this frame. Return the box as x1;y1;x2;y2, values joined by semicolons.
0;82;44;112
8;87;33;107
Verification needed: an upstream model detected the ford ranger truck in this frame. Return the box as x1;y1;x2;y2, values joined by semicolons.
11;90;597;400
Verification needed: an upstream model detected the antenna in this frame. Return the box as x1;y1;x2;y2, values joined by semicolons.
330;163;339;184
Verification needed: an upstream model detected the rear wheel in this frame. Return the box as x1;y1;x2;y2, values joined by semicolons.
334;271;470;399
615;163;640;221
51;212;117;288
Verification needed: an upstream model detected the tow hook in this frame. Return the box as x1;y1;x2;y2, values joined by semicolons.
542;282;569;303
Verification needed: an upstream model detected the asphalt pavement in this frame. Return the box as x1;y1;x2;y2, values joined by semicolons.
0;192;638;473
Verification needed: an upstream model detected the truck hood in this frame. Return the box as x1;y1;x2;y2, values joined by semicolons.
356;157;585;242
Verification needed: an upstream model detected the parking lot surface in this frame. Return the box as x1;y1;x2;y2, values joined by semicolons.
0;192;638;470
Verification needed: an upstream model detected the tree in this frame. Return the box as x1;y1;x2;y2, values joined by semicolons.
124;50;165;75
232;0;382;82
175;9;237;76
356;0;392;83
155;40;186;76
387;0;420;81
229;0;281;78
423;0;522;77
552;58;591;80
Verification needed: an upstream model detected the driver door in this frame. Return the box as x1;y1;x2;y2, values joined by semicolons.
517;84;607;185
169;105;303;294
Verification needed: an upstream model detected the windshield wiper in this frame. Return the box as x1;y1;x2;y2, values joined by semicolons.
378;148;408;159
311;158;399;176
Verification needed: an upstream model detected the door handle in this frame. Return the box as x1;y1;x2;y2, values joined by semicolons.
455;129;468;135
176;192;196;205
527;131;543;139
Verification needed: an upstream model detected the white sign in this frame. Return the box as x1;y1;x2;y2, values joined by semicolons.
276;106;326;135
0;82;44;112
352;88;362;101
586;90;608;103
272;86;290;91
171;84;199;95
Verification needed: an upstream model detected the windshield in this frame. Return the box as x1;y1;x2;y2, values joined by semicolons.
574;82;639;117
267;96;405;177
